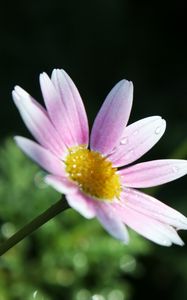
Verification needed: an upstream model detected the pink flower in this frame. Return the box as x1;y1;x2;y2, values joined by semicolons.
13;69;187;246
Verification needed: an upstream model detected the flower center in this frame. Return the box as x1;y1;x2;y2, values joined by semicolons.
65;146;121;200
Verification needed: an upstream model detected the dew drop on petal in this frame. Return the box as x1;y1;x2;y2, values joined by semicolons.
133;130;138;136
155;120;165;135
155;126;162;134
162;239;171;246
109;147;117;154
172;166;179;173
120;137;128;145
124;149;134;160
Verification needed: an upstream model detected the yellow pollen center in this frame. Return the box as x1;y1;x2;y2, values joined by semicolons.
65;146;121;200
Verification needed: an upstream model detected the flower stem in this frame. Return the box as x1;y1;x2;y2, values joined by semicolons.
0;197;70;256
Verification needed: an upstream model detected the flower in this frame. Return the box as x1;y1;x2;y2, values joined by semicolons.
12;69;187;246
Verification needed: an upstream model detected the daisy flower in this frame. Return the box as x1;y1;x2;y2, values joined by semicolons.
12;69;187;246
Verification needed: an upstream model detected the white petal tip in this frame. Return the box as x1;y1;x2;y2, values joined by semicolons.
14;85;25;94
12;90;19;102
177;215;187;230
171;231;185;246
161;240;172;247
13;86;30;102
120;79;133;91
52;68;63;75
39;72;48;79
155;118;166;134
177;240;185;247
160;230;185;247
13;136;20;143
13;136;25;147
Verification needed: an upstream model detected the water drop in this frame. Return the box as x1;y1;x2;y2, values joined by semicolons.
155;126;162;134
133;130;138;136
120;137;128;145
109;147;117;154
162;239;171;246
124;149;134;160
172;166;179;173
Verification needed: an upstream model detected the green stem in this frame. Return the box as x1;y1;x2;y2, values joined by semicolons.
0;197;70;256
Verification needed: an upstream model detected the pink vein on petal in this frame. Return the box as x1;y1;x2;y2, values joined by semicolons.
51;69;89;146
40;72;77;148
119;159;187;188
120;188;187;230
112;202;184;246
12;86;66;157
90;80;133;155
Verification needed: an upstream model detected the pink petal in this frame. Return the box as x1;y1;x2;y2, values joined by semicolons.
112;201;184;246
119;159;187;188
40;72;77;147
90;80;133;155
95;202;129;243
12;86;66;157
120;188;187;230
50;69;89;146
15;136;65;177
44;174;78;194
108;116;166;167
66;190;96;219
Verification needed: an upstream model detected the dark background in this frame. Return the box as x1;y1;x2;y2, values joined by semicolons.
0;1;187;300
1;0;186;140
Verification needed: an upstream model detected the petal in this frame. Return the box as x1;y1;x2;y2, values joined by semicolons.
95;202;129;243
119;159;187;188
121;188;187;230
112;201;184;246
50;69;89;146
66;191;96;219
44;174;78;194
12;86;66;157
90;80;133;155
15;136;65;177
108;116;166;167
40;72;76;147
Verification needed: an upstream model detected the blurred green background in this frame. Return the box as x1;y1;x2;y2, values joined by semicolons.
0;1;187;299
